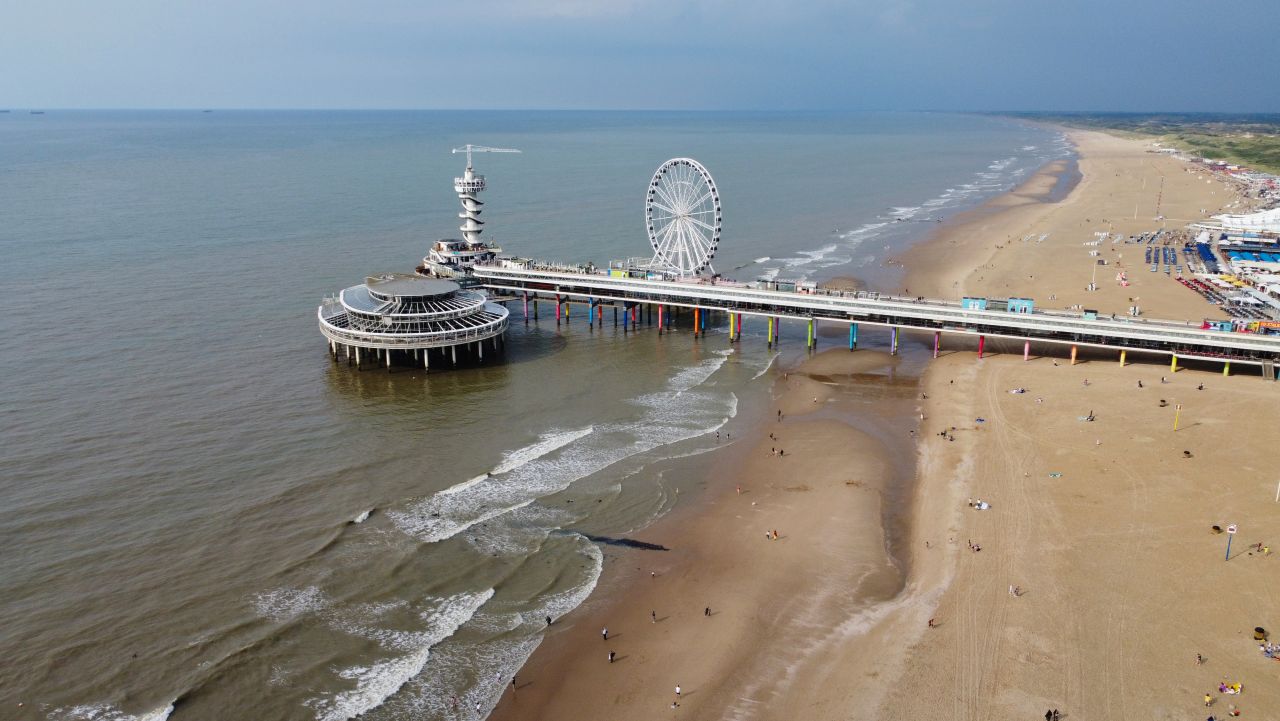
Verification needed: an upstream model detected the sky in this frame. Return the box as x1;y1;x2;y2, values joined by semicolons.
2;0;1277;111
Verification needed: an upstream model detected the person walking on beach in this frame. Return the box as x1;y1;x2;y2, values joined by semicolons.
608;650;615;663
546;615;552;627
1045;711;1053;721
651;610;657;623
704;606;711;616
675;685;682;698
602;627;608;641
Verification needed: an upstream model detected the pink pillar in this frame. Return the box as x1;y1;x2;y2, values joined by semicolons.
977;335;986;359
933;331;940;359
1023;339;1030;361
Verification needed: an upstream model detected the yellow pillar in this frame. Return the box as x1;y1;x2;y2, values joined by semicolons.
1170;354;1177;373
1119;349;1126;367
1070;345;1078;365
1223;361;1230;377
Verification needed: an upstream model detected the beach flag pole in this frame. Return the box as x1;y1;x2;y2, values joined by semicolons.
1172;403;1182;431
1225;524;1237;561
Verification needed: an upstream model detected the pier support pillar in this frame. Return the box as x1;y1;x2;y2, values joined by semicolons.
623;303;630;331
933;331;940;359
386;349;392;369
693;307;700;337
451;346;457;366
355;347;361;368
556;295;562;326
1170;354;1178;373
1023;340;1030;362
737;314;743;341
890;327;899;356
701;308;706;332
768;317;775;347
729;313;736;342
523;292;529;321
1223;361;1230;377
1120;349;1127;367
478;341;483;360
977;335;986;359
533;299;538;320
807;319;815;350
424;349;429;370
648;305;653;325
848;323;856;351
1070;345;1078;365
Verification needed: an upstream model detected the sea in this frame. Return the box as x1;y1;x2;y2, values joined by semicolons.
0;110;1071;720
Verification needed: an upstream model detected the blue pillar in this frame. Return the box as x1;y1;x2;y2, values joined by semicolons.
891;327;899;355
849;323;857;350
622;302;629;330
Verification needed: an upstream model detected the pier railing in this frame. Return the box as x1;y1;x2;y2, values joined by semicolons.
472;264;1280;366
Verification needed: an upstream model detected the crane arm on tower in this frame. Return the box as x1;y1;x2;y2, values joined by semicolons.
452;144;522;169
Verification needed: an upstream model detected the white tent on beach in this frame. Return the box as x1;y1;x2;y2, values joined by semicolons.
1214;207;1280;233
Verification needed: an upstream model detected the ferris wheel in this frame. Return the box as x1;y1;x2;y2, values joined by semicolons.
646;158;722;277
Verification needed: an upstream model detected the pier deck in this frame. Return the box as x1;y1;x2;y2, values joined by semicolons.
473;264;1280;374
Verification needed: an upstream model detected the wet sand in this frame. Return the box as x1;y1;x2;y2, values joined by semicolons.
489;350;916;721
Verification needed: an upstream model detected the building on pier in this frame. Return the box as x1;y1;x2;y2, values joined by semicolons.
318;273;508;369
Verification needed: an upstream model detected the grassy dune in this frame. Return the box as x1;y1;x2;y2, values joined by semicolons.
999;112;1280;174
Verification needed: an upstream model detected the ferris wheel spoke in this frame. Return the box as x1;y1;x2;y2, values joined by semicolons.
653;184;680;211
649;200;679;217
686;216;717;233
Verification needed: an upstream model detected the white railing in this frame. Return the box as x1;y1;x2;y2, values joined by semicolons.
474;265;1280;358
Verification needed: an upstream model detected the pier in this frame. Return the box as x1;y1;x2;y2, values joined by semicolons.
474;263;1280;377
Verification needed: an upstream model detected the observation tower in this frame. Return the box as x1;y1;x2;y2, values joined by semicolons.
318;273;509;370
419;145;520;279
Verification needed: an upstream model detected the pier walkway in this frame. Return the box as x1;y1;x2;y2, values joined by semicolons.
473;264;1280;377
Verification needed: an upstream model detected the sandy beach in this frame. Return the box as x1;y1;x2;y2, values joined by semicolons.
490;128;1280;721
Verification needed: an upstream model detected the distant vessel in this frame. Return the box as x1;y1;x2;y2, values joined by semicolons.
418;145;520;280
30;111;45;115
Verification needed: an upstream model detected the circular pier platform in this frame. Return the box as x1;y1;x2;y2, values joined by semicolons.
318;273;508;369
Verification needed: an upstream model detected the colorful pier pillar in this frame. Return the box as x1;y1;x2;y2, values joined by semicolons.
693;307;701;337
807;319;815;349
1223;361;1230;377
933;331;940;359
977;335;986;359
848;323;856;351
737;314;743;341
890;327;899;355
523;292;529;320
768;317;775;347
658;305;664;335
556;295;562;325
1120;349;1127;366
1023;340;1030;361
1070;345;1078;365
1170;354;1178;373
729;313;736;342
623;303;630;330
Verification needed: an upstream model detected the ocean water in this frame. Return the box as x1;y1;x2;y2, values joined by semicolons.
0;110;1070;720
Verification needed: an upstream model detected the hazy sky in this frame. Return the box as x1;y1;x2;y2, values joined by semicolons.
3;0;1277;111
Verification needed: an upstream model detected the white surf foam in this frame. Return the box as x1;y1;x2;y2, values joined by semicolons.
491;426;594;476
307;589;494;721
48;703;174;721
753;256;771;263
351;509;371;524
388;354;734;545
253;586;330;621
